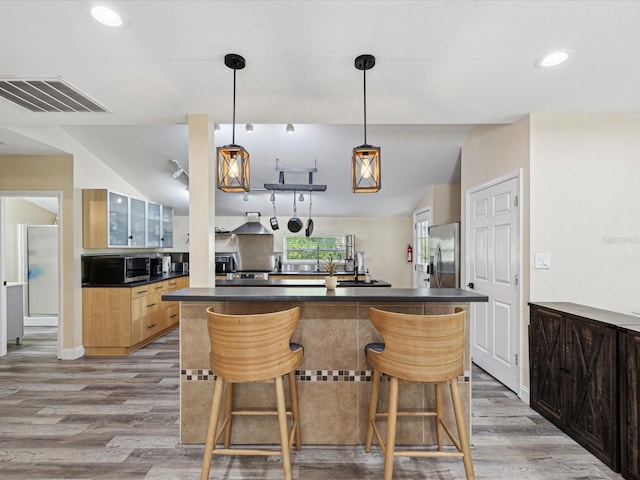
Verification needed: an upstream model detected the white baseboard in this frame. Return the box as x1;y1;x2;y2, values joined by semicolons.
24;316;58;327
59;345;85;360
519;385;530;405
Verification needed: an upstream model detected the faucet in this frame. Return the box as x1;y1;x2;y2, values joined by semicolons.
354;264;359;281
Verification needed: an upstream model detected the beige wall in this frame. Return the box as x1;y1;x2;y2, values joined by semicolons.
215;215;414;288
4;198;57;282
415;184;461;226
529;113;640;314
461;116;531;393
0;155;75;353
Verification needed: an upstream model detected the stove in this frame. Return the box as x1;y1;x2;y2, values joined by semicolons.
227;272;270;280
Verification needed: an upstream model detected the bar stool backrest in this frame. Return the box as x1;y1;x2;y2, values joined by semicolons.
206;307;302;382
367;307;465;383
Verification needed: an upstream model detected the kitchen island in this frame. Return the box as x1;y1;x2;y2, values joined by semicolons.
164;287;487;445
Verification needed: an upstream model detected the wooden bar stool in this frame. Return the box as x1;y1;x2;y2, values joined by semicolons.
364;307;474;480
201;307;304;480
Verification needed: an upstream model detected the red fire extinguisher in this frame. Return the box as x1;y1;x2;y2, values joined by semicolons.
407;244;413;263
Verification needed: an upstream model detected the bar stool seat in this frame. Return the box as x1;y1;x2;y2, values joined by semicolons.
201;307;303;480
364;307;474;480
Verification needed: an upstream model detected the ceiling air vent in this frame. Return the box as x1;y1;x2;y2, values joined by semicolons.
0;77;109;113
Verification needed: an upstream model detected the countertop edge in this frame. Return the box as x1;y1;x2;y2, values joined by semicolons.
82;272;189;288
163;287;488;303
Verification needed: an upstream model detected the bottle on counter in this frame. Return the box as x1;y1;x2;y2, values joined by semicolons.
365;269;371;283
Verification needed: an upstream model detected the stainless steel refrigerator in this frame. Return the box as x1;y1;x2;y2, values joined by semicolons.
428;222;460;288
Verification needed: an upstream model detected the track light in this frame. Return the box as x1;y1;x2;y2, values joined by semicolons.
243;192;249;201
169;159;189;182
245;123;254;133
286;123;295;134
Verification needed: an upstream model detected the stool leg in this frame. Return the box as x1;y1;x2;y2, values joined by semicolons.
201;378;225;480
383;376;399;480
450;379;475;480
223;382;233;448
275;375;293;480
435;383;444;451
365;368;381;452
288;370;302;451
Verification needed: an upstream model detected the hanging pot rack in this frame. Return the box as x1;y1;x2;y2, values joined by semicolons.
264;159;327;192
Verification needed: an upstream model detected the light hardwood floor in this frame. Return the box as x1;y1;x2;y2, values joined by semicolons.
0;327;623;479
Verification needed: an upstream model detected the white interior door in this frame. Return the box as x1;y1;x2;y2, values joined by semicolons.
413;208;431;288
467;176;520;393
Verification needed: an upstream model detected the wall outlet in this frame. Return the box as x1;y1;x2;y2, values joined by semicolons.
535;253;551;269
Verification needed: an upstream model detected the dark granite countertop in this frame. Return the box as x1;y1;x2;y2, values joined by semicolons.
163;287;487;303
215;279;391;288
82;272;188;288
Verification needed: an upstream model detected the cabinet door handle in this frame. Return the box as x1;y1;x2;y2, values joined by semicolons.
170;313;178;318
147;323;157;329
154;286;164;290
147;302;157;308
137;289;148;294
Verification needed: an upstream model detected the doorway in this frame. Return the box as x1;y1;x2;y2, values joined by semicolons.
466;173;521;395
412;208;431;288
0;193;61;358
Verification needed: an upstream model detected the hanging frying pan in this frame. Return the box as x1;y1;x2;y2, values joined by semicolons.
287;193;303;233
269;192;279;230
305;192;314;237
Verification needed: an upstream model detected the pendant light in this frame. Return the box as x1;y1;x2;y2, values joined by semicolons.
217;53;250;192
352;54;381;193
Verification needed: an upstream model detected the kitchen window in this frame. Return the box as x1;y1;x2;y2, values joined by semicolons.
282;235;347;263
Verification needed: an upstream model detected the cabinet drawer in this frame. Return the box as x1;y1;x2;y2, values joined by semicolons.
150;282;166;294
142;314;162;338
131;285;153;299
132;293;161;319
165;304;179;327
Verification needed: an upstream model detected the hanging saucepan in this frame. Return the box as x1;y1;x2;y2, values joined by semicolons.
305;191;314;237
269;192;279;230
287;192;303;233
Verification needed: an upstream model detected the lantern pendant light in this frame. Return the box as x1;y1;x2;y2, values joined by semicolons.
352;54;381;193
217;53;250;192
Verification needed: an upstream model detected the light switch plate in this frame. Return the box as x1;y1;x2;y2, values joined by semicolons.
535;253;551;269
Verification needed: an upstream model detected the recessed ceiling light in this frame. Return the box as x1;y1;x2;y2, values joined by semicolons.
537;50;573;68
91;6;122;27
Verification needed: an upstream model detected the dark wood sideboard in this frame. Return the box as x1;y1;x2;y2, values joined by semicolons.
529;302;640;479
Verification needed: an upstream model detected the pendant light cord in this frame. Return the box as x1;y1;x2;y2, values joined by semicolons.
232;68;237;145
363;68;367;145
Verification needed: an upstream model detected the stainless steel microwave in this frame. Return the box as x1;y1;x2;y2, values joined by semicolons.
90;256;150;284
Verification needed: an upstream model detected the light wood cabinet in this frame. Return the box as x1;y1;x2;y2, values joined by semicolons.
82;189;174;249
83;276;187;356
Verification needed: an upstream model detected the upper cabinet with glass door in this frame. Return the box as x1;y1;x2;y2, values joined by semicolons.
146;202;162;248
83;189;171;249
160;206;174;248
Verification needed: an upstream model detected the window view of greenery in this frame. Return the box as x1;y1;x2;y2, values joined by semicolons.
283;235;347;263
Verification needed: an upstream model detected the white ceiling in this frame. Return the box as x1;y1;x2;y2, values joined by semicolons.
1;1;639;217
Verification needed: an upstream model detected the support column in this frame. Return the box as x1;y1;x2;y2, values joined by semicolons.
188;114;215;287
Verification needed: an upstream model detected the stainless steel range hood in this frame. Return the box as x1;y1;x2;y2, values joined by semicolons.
231;212;271;235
